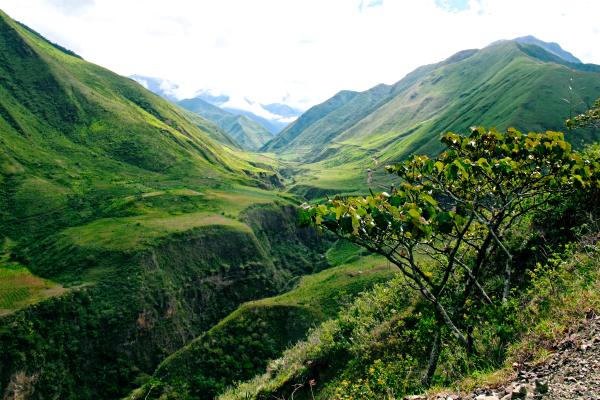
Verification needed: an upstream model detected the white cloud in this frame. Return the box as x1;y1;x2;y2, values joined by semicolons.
136;78;149;89
222;96;282;121
278;116;298;124
0;0;599;110
44;0;94;15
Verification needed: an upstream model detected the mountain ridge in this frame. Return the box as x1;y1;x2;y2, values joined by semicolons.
0;9;306;399
263;37;600;197
130;75;302;135
512;35;582;64
178;96;274;150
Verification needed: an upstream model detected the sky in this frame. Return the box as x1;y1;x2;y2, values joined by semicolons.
1;0;599;110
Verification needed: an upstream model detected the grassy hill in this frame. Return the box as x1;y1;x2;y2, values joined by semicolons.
178;97;274;151
0;9;327;399
265;40;600;198
0;5;289;301
128;240;398;400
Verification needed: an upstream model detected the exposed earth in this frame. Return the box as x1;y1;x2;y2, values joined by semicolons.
408;315;600;400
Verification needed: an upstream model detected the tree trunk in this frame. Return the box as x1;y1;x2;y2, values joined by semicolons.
466;325;474;356
502;255;513;302
426;291;468;347
422;327;441;388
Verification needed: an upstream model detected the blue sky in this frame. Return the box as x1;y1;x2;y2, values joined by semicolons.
435;0;471;11
1;0;598;109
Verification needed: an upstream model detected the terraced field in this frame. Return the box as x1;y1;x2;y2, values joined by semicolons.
0;240;64;315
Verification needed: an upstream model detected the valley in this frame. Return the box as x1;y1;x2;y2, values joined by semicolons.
0;5;599;400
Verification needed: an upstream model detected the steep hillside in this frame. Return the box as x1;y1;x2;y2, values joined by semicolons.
0;7;284;262
178;97;273;150
217;172;600;400
0;9;319;399
129;240;397;400
268;39;600;197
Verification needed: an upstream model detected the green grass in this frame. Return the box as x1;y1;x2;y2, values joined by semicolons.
0;239;64;315
49;185;292;254
0;10;317;400
0;6;286;247
0;264;64;315
59;213;247;251
325;239;363;266
0;6;293;281
250;252;395;319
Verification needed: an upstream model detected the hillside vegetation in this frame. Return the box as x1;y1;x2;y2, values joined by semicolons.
220;132;600;400
265;40;600;198
129;241;397;400
1;6;600;400
0;9;324;399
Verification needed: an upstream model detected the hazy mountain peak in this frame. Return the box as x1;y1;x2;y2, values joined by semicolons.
262;103;303;118
178;95;273;150
511;35;582;64
193;89;230;107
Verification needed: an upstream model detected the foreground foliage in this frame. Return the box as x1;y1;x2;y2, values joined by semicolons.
220;161;600;400
301;127;599;382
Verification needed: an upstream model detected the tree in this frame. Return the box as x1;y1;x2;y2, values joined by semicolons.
566;98;600;129
300;127;599;384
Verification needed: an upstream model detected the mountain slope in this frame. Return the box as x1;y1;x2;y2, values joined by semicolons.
271;39;600;196
0;9;315;400
130;241;397;400
178;97;273;150
261;50;474;156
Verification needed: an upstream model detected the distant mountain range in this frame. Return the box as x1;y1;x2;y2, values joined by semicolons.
177;96;273;150
262;36;600;196
130;75;303;149
186;90;302;134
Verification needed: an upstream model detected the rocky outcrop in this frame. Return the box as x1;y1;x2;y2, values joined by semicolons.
407;315;600;400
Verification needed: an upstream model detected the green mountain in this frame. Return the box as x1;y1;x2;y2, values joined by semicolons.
0;9;326;399
2;8;599;400
130;240;397;400
178;97;273;150
264;39;600;197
